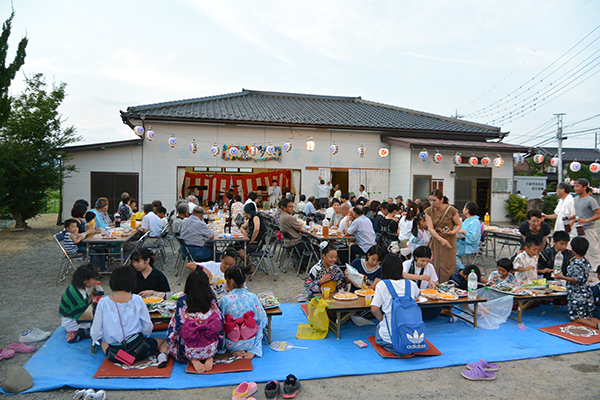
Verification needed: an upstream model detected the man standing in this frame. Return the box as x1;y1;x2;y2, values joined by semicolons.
346;205;376;261
268;179;282;208
333;184;342;200
571;179;600;271
179;207;214;262
358;184;369;200
543;182;575;232
317;176;332;210
395;195;405;212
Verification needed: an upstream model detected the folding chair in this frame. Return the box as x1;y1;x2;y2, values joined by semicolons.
123;231;150;266
145;220;173;270
248;225;278;282
173;236;201;285
280;231;303;274
54;231;87;285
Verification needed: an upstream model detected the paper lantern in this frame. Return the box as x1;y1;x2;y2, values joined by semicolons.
379;147;389;158
565;177;572;184
419;150;428;161
330;143;339;155
229;146;239;157
283;141;292;152
168;135;177;148
266;144;275;155
533;154;544;164
306;137;315;151
145;130;155;141
453;155;462;165
590;162;600;173
433;152;443;163
493;157;504;167
248;145;258;157
133;126;144;136
210;144;220;156
514;154;525;165
481;156;491;166
550;157;561;167
469;156;478;166
189;139;198;154
357;144;366;157
570;161;581;172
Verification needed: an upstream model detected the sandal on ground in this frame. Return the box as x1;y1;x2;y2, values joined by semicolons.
283;374;301;398
8;343;36;353
296;294;307;303
0;348;16;360
265;380;281;400
460;365;496;381
232;381;258;400
467;358;499;372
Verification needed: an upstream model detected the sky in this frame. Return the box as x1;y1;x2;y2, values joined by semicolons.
2;0;599;151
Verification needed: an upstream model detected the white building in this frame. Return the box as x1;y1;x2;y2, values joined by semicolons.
62;90;529;222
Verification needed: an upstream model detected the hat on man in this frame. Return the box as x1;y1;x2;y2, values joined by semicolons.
396;195;403;200
576;178;590;187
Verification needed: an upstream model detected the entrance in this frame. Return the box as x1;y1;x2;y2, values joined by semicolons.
413;175;431;202
331;171;348;196
91;172;139;215
454;167;491;218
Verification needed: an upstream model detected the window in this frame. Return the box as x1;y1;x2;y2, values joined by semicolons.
432;179;444;192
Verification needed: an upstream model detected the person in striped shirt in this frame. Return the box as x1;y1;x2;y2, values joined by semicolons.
59;264;97;343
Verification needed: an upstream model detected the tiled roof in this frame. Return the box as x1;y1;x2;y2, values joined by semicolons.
541;147;600;163
385;137;531;152
121;89;501;138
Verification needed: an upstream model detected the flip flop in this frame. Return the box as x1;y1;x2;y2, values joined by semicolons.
0;348;16;360
232;381;258;400
467;358;499;372
461;365;496;381
8;343;36;353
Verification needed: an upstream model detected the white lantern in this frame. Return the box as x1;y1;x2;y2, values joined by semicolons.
266;144;275;155
550;157;561;167
145;130;155;141
570;161;581;172
379;147;389;158
419;150;428;161
248;145;258;157
229;146;239;157
357;144;366;157
590;162;600;173
306;137;315;151
514;154;525;164
433;152;443;163
283;141;292;152
453;155;462;165
565;177;572;184
189;139;198;154
493;157;504;167
330;143;339;155
469;156;478;166
168;135;177;148
210;144;220;156
481;156;491;166
133;126;144;136
533;154;544;164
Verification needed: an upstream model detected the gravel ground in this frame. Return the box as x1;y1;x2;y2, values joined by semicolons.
1;214;599;399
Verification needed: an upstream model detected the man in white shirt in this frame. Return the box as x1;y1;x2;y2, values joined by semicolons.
333;184;342;200
296;194;307;213
358;184;369;200
244;192;258;212
140;203;163;247
317;176;332;210
543;182;575;232
337;203;351;232
187;195;198;214
268;180;282;208
345;205;376;262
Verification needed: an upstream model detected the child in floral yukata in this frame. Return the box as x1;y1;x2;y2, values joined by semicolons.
219;267;267;359
304;244;348;299
554;237;600;330
166;270;222;373
408;213;431;254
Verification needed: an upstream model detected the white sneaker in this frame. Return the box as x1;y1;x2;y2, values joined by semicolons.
19;328;52;343
84;390;106;400
74;389;95;399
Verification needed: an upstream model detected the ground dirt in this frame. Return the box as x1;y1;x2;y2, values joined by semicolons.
1;214;599;399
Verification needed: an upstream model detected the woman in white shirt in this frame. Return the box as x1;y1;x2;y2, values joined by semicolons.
91;266;169;367
398;202;418;246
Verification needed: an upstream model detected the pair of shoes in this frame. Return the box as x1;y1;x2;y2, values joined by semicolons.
19;328;52;343
460;359;498;381
232;381;258;399
8;343;35;353
73;389;106;400
0;348;15;360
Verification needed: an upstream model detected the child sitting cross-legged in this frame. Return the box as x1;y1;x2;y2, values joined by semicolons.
59;264;97;343
166;270;223;373
537;230;574;279
488;258;517;285
513;237;541;283
553;237;600;330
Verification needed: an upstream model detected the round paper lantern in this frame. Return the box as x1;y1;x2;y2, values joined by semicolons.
565;177;572;184
379;147;389;158
330;143;339;155
433;152;443;163
229;146;239;157
590;162;600;173
453;155;462;165
493;157;504;167
266;144;275;155
189;139;198;154
533;154;544;164
133;126;144;136
419;150;428;161
145;130;155;141
570;161;581;172
168;135;177;148
469;156;479;166
481;156;491;166
306;137;315;151
550;157;561;167
357;144;366;157
283;141;292;152
514;154;525;165
210;144;220;156
248;145;258;157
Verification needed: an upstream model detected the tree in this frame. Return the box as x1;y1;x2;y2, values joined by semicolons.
0;10;28;128
0;74;81;228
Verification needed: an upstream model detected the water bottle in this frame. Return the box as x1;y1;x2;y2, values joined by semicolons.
114;212;121;228
468;269;478;299
554;251;563;276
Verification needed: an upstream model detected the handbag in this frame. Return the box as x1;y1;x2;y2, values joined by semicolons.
106;298;151;364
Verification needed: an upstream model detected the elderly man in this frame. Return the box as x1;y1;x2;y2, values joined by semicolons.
187;195;198;214
172;203;189;236
570;178;600;272
279;198;309;267
302;196;317;217
179;206;214;262
317;176;332;209
543;182;576;233
346;205;376;261
335;203;351;231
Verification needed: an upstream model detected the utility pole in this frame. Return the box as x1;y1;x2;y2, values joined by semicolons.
555;113;565;184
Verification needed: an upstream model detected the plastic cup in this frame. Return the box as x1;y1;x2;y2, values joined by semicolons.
365;295;372;306
323;287;331;298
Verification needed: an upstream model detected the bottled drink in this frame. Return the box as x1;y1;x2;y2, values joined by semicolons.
114;212;121;228
130;214;136;229
468;269;478;299
92;281;105;304
484;212;490;227
563;217;571;234
554;251;563;275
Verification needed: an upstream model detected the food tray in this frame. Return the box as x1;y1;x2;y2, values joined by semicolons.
355;289;375;297
435;293;458;301
333;293;358;301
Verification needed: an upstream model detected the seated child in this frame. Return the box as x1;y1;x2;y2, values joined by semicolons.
537;230;574;279
553;237;600;330
488;258;517;285
402;246;438;290
371;254;420;356
348;245;385;291
449;265;486;290
186;247;240;299
513;237;541;283
59;264;97;343
166;270;222;373
84;211;97;238
90;266;169;367
304;243;347;299
219;267;267;359
63;218;92;256
408;213;431;254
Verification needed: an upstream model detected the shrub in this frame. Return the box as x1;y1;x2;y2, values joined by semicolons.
505;194;528;224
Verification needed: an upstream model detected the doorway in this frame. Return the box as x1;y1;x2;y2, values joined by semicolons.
454;167;491;218
413;175;431;202
331;171;349;196
91;172;139;215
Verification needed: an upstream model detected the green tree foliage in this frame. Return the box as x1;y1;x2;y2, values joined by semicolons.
568;163;597;186
0;11;28;128
0;74;81;228
542;194;559;229
505;194;528;224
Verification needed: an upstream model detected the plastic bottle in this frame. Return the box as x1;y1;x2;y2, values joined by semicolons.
484;212;490;227
114;212;121;228
554;251;563;275
92;281;105;304
131;213;136;229
468;269;478;299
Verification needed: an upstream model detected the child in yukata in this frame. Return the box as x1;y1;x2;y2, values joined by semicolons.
513;237;541;283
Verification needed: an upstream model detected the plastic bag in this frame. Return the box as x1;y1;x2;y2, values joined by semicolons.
457;287;513;330
296;297;330;340
345;263;365;288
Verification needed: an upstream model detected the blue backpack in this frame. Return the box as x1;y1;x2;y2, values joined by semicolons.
383;280;428;354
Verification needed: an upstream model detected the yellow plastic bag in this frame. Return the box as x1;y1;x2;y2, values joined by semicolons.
296;297;330;340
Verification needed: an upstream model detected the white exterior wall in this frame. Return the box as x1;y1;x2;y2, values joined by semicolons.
490;153;514;223
388;144;411;198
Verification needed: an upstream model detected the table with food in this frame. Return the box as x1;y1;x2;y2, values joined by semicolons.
301;224;355;260
257;291;283;344
482;226;522;259
206;215;249;263
82;223;141;267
